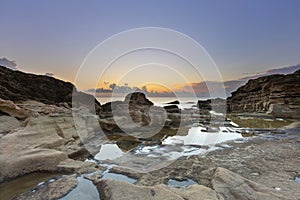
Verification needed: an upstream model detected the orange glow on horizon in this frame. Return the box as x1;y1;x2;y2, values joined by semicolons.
141;83;173;93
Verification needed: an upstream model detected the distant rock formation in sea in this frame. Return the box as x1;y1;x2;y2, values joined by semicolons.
227;69;300;119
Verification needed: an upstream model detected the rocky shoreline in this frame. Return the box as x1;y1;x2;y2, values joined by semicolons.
0;65;300;199
4;123;300;200
227;69;300;119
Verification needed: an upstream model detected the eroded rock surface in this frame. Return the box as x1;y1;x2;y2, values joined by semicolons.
227;69;300;119
212;167;287;200
0;98;30;119
97;179;221;200
99;93;168;134
0;101;100;182
132;128;300;199
0;115;21;134
96;164;297;200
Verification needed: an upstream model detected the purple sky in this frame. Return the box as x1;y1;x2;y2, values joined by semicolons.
1;0;300;91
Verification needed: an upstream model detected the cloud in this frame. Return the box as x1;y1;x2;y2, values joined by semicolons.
45;73;54;77
175;80;245;98
262;64;300;75
0;58;17;70
239;64;300;81
224;80;246;96
87;64;300;98
173;64;300;98
87;80;247;98
86;83;176;97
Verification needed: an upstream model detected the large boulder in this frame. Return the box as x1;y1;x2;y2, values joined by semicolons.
227;69;300;119
196;98;226;114
197;99;212;111
164;105;180;113
0;109;99;181
99;93;156;132
124;92;154;126
212;167;289;200
97;179;221;200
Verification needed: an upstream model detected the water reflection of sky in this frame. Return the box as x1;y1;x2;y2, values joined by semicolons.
94;126;244;162
168;178;197;188
60;177;100;200
162;127;243;146
94;144;124;161
102;172;136;184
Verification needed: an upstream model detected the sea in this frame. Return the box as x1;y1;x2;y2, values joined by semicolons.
96;96;208;109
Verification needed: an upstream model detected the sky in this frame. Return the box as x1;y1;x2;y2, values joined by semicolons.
1;0;300;95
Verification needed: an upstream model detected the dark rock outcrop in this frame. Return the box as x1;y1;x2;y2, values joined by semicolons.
124;92;153;107
126;93;153;126
227;69;300;118
197;99;212;111
0;65;101;113
163;105;180;113
99;92;155;132
165;100;180;105
101;101;123;113
196;98;226;114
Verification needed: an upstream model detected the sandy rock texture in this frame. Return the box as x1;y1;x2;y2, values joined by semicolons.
227;69;300;119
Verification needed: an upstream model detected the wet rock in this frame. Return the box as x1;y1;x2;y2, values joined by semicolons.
196;98;226;114
197;99;212;111
57;159;99;174
13;175;78;200
164;105;180;113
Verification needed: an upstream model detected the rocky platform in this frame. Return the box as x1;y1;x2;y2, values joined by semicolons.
10;123;300;200
93;124;300;200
